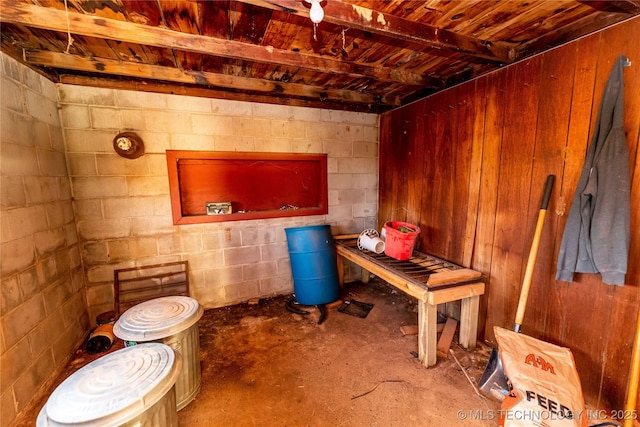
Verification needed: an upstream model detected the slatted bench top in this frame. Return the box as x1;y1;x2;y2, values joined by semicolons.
334;235;483;300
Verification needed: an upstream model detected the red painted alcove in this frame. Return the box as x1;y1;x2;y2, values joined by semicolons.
166;150;328;224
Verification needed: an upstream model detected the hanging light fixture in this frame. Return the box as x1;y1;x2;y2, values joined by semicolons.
305;0;324;24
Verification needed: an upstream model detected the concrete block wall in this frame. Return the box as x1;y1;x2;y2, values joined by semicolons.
0;54;89;427
58;85;379;322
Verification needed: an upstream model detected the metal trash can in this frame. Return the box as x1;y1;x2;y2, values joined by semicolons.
113;296;204;411
37;343;180;427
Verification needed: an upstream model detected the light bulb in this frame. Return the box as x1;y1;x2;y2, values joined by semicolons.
308;0;324;24
116;137;133;151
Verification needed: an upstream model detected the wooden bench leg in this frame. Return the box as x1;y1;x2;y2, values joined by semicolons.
336;254;370;285
336;255;344;287
458;295;479;349
418;299;438;367
361;267;370;284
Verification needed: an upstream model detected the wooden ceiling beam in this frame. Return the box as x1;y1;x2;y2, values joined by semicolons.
250;0;517;63
515;12;637;59
58;75;387;113
1;2;442;88
577;1;640;14
23;49;400;106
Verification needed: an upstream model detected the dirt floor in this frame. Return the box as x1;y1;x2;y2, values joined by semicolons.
19;278;504;426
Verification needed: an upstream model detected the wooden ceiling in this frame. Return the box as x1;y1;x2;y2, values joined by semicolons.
2;1;639;113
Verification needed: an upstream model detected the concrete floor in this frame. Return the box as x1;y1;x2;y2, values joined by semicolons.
19;279;502;426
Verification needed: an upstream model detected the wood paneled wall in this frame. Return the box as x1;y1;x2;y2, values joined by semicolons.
379;17;639;410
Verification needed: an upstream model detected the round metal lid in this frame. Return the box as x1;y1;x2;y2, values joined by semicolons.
113;296;204;341
40;343;180;426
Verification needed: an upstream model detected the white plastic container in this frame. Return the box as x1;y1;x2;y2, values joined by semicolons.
113;296;204;410
37;343;180;427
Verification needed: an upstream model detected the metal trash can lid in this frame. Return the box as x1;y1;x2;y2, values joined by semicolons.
113;296;204;341
37;343;180;426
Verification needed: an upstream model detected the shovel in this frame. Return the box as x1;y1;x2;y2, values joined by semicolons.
478;174;555;400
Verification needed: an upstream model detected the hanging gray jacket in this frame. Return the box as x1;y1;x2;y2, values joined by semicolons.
556;55;631;286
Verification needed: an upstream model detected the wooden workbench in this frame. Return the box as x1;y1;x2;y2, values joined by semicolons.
334;235;484;367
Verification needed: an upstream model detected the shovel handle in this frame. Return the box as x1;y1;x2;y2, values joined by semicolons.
624;309;640;427
514;175;555;333
540;175;554;210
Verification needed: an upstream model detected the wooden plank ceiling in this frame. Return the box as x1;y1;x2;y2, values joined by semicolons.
2;0;639;113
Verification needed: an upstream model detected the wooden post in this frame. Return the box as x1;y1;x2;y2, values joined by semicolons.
459;295;480;349
360;267;371;284
418;299;438;367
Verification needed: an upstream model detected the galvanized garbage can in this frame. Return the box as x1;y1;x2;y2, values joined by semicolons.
113;296;204;411
36;343;180;427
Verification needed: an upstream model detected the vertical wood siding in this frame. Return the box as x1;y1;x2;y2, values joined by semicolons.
379;17;640;409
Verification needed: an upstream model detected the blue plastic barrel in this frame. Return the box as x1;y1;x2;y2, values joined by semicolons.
285;225;341;305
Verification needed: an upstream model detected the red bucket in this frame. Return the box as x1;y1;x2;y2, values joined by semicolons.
383;221;420;260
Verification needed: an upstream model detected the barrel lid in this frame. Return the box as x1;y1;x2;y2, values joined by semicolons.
113;296;203;341
38;343;180;427
285;224;330;233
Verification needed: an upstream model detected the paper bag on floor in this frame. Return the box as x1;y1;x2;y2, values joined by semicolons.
494;326;587;427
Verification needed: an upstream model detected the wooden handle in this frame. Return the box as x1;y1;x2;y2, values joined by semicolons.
540;175;555;210
624;308;640;427
514;175;555;332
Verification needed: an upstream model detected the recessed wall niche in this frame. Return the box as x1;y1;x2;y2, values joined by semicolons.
166;150;328;224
